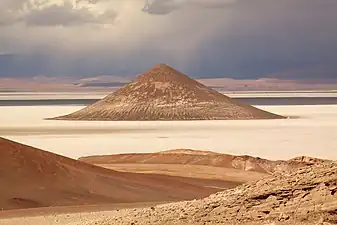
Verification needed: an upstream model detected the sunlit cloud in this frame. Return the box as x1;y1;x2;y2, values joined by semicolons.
0;0;116;26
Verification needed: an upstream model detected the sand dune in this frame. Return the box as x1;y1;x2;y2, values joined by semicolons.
0;138;231;211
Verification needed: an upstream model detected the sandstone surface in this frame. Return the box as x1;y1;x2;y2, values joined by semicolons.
82;163;337;225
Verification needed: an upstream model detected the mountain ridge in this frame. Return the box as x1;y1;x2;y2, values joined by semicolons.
79;149;328;174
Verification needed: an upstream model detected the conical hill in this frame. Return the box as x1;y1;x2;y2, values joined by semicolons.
53;64;284;121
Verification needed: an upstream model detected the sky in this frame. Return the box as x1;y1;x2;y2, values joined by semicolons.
0;0;337;79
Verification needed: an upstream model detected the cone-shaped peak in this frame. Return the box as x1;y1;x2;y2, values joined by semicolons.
135;64;194;84
52;65;285;121
152;63;178;71
154;63;174;69
112;64;218;103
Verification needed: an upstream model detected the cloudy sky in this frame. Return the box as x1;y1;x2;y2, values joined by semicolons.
0;0;337;79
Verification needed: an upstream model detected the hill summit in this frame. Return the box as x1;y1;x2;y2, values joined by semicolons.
53;64;284;120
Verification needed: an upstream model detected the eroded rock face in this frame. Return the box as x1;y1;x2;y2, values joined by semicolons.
85;163;337;225
290;156;330;165
52;64;284;121
80;150;323;175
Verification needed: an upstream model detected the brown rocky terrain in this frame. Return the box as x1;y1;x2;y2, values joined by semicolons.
80;162;337;225
79;149;325;175
52;64;284;121
0;138;235;211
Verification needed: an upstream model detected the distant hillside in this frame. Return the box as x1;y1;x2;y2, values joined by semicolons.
79;149;327;174
78;82;129;88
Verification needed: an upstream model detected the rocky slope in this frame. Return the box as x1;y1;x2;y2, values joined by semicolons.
82;162;337;225
79;149;325;174
52;64;284;121
0;138;225;210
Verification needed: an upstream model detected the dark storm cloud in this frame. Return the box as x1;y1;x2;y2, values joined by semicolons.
188;0;337;78
0;0;337;79
142;0;236;14
0;54;50;76
143;0;178;15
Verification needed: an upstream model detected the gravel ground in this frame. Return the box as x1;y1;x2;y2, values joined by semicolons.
2;164;337;225
0;209;331;225
0;211;119;225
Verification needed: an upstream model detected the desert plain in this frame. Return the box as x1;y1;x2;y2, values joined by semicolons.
0;103;336;160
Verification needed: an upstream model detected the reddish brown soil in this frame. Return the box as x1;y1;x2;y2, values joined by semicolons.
79;149;314;174
0;138;233;211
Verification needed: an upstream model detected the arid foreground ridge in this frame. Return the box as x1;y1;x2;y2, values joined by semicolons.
83;163;337;225
80;149;326;175
53;64;284;121
0;137;222;210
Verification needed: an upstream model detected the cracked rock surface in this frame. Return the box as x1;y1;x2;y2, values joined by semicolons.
83;163;337;225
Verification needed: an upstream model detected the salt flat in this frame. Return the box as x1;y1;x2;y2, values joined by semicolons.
0;104;336;160
1;91;337;100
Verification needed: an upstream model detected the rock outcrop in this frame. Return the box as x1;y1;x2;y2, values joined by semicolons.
84;162;337;225
52;64;284;121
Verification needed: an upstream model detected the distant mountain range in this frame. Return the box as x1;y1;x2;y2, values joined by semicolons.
0;75;336;92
